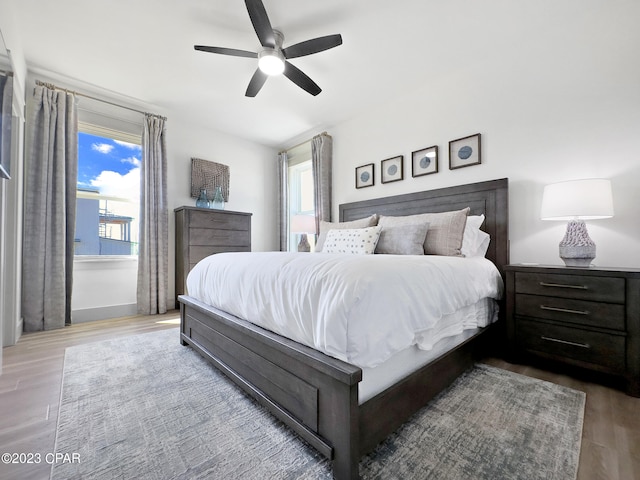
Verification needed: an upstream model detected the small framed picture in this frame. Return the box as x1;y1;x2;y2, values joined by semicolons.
411;145;438;177
449;133;481;170
381;155;403;183
355;163;374;188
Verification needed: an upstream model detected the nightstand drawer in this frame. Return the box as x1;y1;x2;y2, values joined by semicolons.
517;319;626;371
515;294;626;330
515;272;625;303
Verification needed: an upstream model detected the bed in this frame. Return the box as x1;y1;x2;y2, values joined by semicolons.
178;178;509;479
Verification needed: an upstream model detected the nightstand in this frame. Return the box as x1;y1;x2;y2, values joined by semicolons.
505;264;640;396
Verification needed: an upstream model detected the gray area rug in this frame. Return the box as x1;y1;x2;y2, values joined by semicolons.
52;328;585;480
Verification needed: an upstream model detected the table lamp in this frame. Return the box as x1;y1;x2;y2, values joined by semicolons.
290;214;316;252
540;178;614;267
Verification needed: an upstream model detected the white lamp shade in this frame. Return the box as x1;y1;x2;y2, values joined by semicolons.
290;214;316;234
541;178;614;220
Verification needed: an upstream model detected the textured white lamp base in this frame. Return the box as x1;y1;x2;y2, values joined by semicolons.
297;234;310;252
559;220;596;267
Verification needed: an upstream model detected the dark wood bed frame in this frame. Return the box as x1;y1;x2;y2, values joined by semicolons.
179;178;509;479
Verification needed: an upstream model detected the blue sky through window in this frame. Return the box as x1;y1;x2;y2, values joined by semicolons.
77;132;141;199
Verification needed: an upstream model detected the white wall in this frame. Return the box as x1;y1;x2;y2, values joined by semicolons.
329;2;640;269
165;112;279;303
71;257;138;322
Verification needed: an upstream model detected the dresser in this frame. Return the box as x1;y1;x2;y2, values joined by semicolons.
174;207;252;307
505;264;640;396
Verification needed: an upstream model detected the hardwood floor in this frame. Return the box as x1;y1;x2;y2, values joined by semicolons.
0;314;638;480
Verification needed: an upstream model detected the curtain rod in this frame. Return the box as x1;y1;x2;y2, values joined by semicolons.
280;131;330;154
35;79;167;121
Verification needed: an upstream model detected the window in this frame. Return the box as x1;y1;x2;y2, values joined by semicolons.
287;142;315;251
75;125;141;256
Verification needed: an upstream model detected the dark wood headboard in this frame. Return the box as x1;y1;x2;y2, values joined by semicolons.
339;178;509;274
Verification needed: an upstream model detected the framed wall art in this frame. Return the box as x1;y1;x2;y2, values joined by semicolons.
449;133;481;170
381;155;403;183
355;163;374;189
411;145;438;177
191;157;230;201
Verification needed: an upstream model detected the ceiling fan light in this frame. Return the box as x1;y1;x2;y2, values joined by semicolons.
258;49;285;75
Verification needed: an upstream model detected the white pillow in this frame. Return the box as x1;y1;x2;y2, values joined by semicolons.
322;226;382;254
461;214;490;257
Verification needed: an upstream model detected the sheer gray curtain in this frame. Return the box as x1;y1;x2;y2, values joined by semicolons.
22;84;78;331
277;151;289;251
311;133;332;231
137;114;169;314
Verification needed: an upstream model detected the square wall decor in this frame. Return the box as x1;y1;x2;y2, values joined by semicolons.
355;163;374;188
449;134;481;170
411;145;438;177
381;155;403;183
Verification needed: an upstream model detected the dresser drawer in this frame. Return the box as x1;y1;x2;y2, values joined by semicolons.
516;319;626;372
189;227;252;247
515;293;626;330
515;272;625;303
190;210;250;230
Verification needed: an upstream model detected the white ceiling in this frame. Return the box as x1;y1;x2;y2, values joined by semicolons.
7;0;603;148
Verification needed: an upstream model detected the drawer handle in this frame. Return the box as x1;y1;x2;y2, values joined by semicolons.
539;281;588;290
541;336;591;349
540;305;589;315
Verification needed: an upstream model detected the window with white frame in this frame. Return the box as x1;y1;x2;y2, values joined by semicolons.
75;124;141;256
287;142;316;251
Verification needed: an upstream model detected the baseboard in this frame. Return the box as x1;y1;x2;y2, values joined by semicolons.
72;303;138;323
15;317;23;344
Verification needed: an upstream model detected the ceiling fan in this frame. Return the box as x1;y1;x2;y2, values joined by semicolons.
194;0;343;97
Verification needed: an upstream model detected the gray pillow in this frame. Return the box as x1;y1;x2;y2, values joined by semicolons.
317;214;378;252
378;207;470;256
375;223;429;255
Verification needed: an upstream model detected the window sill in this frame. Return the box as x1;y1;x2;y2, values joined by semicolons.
74;255;138;263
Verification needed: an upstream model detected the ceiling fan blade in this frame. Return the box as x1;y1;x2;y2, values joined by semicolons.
245;69;268;97
194;45;257;58
245;0;275;47
283;34;343;59
283;61;321;96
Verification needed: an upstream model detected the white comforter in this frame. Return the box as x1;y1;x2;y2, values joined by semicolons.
186;252;503;368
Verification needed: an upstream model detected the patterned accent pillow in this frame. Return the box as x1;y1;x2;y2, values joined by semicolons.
317;214;378;252
378;207;470;256
322;226;383;254
375;223;429;255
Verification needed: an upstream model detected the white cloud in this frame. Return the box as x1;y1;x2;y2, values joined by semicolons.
121;156;141;167
90;168;140;200
92;143;114;154
114;140;141;150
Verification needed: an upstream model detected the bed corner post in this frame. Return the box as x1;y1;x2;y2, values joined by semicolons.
328;382;360;480
179;298;188;346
